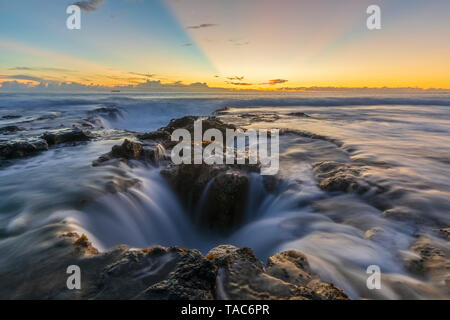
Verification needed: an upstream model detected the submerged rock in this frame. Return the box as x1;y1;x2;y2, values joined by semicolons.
138;115;237;149
0;139;48;159
0;233;348;300
0;125;21;133
287;112;311;118
404;235;450;293
88;105;123;119
42;128;93;146
1;114;21;119
93;139;166;166
239;112;280;122
111;139;143;159
313;161;369;193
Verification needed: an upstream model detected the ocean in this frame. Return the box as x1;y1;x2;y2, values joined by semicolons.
0;91;449;299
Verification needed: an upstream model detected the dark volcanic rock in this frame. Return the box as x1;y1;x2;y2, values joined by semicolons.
42;128;93;146
111;139;143;159
1;114;21;119
0;140;48;159
88;105;123;119
208;245;348;300
161;164;251;232
198;170;250;231
93;139;166;166
0;125;21;133
37;114;60;121
0;233;348;300
138;116;236;149
404;235;450;292
313;161;372;194
138;249;217;300
239;112;280;122
288;112;311;118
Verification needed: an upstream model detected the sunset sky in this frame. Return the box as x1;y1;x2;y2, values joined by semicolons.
0;0;449;90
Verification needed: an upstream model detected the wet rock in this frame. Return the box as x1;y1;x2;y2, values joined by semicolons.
42;128;93;146
382;206;426;224
313;161;369;193
213;107;230;115
0;125;21;133
265;250;313;286
0;139;48;159
239;112;280;122
364;227;392;244
198;170;250;232
287;112;311;118
138;116;236;149
37;113;60;121
160;164;252;233
209;245;348;300
93;139;166;166
280;129;343;147
139;249;217;300
0;233;348;300
2;114;22;119
111;139;143;159
88;105;122;119
137;129;172;144
405;236;450;289
437;228;450;241
104;176;141;193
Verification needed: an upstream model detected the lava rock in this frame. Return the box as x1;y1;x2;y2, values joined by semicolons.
312;161;370;193
0;125;21;133
1;114;21;119
42;128;93;146
160;164;251;233
287;112;311;118
0;233;348;300
111;139;143;159
208;245;348;300
88;105;123;119
0;140;48;159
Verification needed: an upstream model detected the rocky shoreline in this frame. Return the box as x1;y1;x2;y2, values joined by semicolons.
0;231;348;300
1;108;449;299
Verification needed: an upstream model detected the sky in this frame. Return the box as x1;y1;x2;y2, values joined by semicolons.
0;0;449;91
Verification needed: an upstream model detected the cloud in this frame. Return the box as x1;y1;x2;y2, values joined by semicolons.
0;78;228;92
229;39;250;46
1;74;43;82
186;23;218;29
8;67;32;71
128;72;155;79
0;81;34;90
260;79;288;85
8;66;74;73
182;43;193;47
73;0;104;12
227;76;244;81
226;81;253;86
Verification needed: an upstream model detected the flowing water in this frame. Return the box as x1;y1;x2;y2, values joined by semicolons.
0;92;449;299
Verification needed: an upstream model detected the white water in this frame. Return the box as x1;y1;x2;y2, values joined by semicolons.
0;92;449;299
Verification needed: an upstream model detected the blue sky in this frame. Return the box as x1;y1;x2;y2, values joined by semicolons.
1;0;449;90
